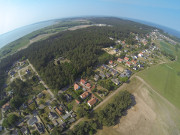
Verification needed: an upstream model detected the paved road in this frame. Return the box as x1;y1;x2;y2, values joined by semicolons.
27;59;55;98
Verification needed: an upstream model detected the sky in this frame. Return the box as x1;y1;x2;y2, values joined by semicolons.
0;0;180;35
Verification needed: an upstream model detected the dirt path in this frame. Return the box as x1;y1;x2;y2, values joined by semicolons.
27;59;55;99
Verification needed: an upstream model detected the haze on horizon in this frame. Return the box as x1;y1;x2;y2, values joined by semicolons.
0;0;180;35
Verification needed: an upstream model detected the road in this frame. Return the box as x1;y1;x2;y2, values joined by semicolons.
27;59;55;99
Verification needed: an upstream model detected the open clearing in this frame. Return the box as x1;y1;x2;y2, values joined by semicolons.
96;77;180;135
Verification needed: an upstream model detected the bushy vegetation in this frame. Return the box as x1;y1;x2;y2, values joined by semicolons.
99;79;115;90
2;114;19;128
67;120;98;135
96;90;132;126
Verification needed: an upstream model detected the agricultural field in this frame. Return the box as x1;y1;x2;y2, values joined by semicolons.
96;77;180;135
138;40;180;109
138;62;180;109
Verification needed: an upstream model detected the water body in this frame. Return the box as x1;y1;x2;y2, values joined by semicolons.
0;20;57;49
128;18;180;39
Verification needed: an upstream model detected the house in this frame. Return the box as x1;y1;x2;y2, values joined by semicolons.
133;66;138;70
126;62;131;67
26;69;31;74
138;64;144;68
75;99;80;104
87;98;97;107
131;60;137;65
109;60;113;65
12;129;18;135
35;123;44;134
49;112;58;120
20;103;28;110
86;83;91;89
138;52;144;57
10;71;16;77
74;83;80;90
124;57;129;61
124;69;132;77
62;112;72;120
99;72;106;79
68;118;76;124
47;124;54;131
52;120;59;126
66;94;72;102
111;70;118;76
80;91;89;99
80;79;86;86
82;87;87;91
55;107;63;116
20;126;29;135
28;99;33;105
111;78;120;85
101;64;109;70
94;74;99;81
113;49;119;53
37;93;44;98
117;58;124;63
2;102;10;112
28;116;38;126
106;73;111;78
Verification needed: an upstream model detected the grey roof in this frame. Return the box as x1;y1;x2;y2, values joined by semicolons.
49;112;58;119
28;116;38;126
62;113;71;120
69;118;76;123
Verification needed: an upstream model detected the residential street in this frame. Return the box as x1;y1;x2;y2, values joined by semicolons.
27;59;55;99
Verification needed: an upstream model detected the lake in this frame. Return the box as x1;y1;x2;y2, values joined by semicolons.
0;20;57;49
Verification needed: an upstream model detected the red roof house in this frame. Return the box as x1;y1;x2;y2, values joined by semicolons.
131;60;137;65
80;91;89;99
87;98;97;107
74;83;80;90
124;57;129;61
86;83;91;89
109;60;113;65
75;99;80;104
126;62;131;67
80;79;86;86
117;58;123;63
2;102;10;112
55;107;63;115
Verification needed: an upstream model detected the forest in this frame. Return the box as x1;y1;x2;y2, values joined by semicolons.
0;17;154;95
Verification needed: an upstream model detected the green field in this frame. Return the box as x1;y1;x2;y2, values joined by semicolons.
138;40;180;109
159;41;175;55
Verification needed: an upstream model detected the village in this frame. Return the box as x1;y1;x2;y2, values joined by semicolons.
0;29;169;135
